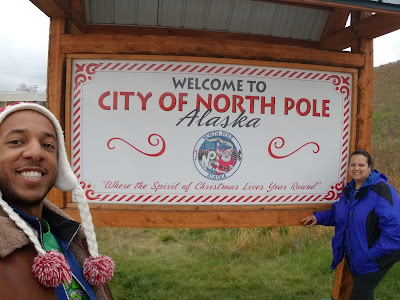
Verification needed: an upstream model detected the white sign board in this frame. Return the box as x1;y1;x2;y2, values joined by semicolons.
70;59;352;205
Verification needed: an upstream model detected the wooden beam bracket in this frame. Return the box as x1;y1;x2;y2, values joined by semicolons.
320;13;400;50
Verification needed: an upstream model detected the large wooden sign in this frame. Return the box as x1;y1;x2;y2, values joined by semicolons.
69;58;353;206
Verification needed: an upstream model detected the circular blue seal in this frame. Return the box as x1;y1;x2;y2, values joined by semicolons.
193;130;242;180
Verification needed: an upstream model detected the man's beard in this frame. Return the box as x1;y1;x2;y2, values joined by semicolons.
0;170;55;208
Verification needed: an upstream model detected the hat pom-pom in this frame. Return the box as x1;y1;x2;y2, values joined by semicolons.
32;250;72;287
83;255;115;286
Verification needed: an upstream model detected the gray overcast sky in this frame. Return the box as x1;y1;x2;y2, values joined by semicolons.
1;0;400;93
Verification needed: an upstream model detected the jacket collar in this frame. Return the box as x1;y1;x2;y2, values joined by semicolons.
346;170;384;202
11;205;43;236
343;170;383;201
348;169;379;190
11;202;81;243
42;205;81;242
0;199;80;258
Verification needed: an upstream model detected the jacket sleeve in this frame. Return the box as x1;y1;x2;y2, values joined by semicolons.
368;184;400;260
314;200;338;226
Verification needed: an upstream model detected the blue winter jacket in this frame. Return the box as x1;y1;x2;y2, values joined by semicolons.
13;205;98;300
315;170;400;274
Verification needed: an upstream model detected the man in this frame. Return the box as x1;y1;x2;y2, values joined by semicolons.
0;102;114;299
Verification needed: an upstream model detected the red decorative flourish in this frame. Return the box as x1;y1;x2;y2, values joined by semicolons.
74;63;103;90
323;179;345;201
107;134;166;157
79;181;100;201
268;137;320;159
328;75;350;101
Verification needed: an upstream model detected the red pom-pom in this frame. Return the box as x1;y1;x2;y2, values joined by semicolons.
83;255;115;286
32;250;72;287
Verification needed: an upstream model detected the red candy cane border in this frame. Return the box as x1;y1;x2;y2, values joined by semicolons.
71;61;351;204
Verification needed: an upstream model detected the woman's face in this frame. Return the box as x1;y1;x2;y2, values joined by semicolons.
349;154;371;186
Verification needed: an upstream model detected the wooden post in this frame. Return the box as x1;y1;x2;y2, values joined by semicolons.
47;17;67;208
331;259;353;299
331;11;374;300
349;11;374;151
356;36;374;151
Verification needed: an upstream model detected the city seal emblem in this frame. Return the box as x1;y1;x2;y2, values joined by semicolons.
193;130;242;180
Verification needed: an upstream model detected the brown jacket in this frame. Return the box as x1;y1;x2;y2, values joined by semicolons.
0;200;113;300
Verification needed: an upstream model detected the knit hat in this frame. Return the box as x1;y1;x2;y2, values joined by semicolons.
0;102;115;287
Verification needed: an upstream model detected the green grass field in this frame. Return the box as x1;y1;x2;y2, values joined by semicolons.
96;61;400;299
97;227;400;299
97;227;335;300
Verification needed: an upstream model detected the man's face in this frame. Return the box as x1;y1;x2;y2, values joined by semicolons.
0;110;58;210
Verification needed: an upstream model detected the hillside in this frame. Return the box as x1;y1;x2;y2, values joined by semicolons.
372;60;400;190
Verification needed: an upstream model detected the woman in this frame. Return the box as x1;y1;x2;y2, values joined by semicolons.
301;150;400;300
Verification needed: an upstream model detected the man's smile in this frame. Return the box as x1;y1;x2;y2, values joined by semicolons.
19;171;43;180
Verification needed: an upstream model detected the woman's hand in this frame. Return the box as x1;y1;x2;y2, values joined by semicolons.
301;215;317;228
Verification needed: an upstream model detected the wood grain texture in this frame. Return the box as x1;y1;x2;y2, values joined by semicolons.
60;34;365;68
63;203;333;228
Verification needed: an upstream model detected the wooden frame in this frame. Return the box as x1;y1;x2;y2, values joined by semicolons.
39;3;377;299
62;53;358;228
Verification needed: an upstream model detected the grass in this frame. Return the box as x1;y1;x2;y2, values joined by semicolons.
94;61;400;299
97;226;400;299
97;227;335;300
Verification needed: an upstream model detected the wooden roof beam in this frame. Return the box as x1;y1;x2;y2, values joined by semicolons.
319;8;350;41
30;0;87;33
279;0;400;15
86;25;319;48
60;34;365;69
319;13;400;50
253;0;332;11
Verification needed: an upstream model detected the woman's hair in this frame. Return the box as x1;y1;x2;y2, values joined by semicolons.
350;149;373;168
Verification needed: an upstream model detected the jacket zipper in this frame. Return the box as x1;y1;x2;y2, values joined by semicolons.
63;223;93;300
36;217;46;249
64;224;81;253
346;190;357;273
61;284;69;299
68;272;93;300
